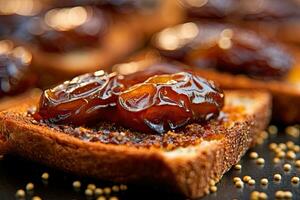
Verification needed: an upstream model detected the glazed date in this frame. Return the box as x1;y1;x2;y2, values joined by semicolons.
0;40;35;97
36;71;125;125
35;70;224;134
154;22;293;80
18;6;108;52
118;72;224;134
179;0;300;19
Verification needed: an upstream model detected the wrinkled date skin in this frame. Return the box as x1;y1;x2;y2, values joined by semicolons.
35;70;224;134
154;22;293;80
118;72;224;134
35;71;125;125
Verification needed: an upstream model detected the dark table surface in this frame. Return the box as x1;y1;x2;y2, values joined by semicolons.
0;125;299;200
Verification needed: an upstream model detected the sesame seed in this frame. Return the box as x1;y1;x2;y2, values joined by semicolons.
85;189;93;196
120;184;128;191
112;185;120;192
248;179;255;186
256;158;265;165
276;151;285;159
32;196;42;200
286;141;295;149
273;157;281;164
275;191;285;198
233;177;241;183
285;126;300;138
87;184;96;191
41;172;49;180
209;180;216;186
283;163;292;172
250;152;259;159
286;151;296;160
210;185;217;193
109;197;119;200
95;188;104;196
279;143;287;150
260;178;268;185
243;176;252;182
0;155;3;160
258;192;268;200
72;181;81;189
268;125;278;135
15;189;25;198
235;181;244;188
26;183;34;191
250;191;259;200
97;196;106;200
104;187;111;195
269;143;277;150
234;164;242;170
274;174;282;181
295;160;300;168
284;191;293;199
291;176;299;184
293;145;300;152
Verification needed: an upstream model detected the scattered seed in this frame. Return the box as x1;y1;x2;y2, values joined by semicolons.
41;172;49;180
268;125;278;135
112;185;120;192
283;163;292;172
269;143;277;150
276;151;286;159
275;191;285;198
72;181;81;189
293;145;300;152
250;152;259;159
120;184;128;191
260;178;268;185
15;189;25;198
256;158;265;165
104;187;111;195
234;164;242;170
85;188;93;196
210;185;217;193
279;143;287;150
284;191;293;199
248;179;255;185
273;157;281;164
291;176;300;184
274;174;282;181
235;181;244;188
243;176;252;182
95;188;104;196
258;192;268;200
87;184;96;191
233;177;241;183
32;196;42;200
286;141;295;149
209;180;216;186
0;155;3;160
250;191;259;200
295;160;300;168
26;183;34;191
109;197;119;200
286;151;296;160
97;196;106;200
285;126;300;138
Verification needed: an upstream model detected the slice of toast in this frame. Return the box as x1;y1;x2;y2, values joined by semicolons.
0;90;271;198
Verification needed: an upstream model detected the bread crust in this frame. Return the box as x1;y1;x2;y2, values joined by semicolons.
0;91;271;198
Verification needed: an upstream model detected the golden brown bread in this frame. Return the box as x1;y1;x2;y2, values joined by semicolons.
0;90;271;198
115;49;300;124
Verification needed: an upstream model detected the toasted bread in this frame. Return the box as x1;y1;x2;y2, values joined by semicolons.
0;90;271;198
117;49;300;124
